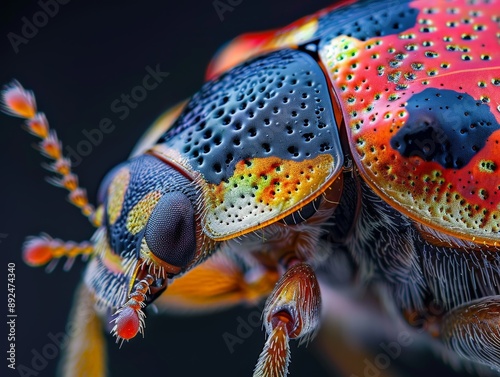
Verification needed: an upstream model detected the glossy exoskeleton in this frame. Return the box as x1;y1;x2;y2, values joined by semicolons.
3;0;500;376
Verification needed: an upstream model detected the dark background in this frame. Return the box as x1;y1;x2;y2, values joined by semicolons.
0;1;481;377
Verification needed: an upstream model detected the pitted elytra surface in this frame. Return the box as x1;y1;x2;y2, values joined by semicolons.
391;88;500;169
317;0;418;42
318;0;500;243
159;49;339;184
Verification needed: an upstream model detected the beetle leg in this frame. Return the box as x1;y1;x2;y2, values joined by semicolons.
23;234;93;271
253;262;321;377
60;283;107;377
1;81;101;226
438;296;500;370
111;274;155;341
109;251;279;341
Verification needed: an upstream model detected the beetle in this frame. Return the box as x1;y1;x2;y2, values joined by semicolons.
2;0;500;376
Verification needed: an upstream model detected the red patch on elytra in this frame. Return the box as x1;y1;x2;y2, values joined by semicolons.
321;0;500;241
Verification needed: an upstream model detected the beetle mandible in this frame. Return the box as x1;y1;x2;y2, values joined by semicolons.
3;0;500;376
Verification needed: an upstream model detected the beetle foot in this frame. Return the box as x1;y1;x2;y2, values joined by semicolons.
111;274;155;341
23;233;93;271
253;262;321;377
439;296;500;370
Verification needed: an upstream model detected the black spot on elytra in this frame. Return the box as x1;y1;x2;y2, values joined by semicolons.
391;88;500;169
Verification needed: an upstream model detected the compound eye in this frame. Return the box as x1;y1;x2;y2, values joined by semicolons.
144;192;196;270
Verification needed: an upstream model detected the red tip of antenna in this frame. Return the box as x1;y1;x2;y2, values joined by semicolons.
2;81;37;119
114;306;140;340
23;237;54;266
